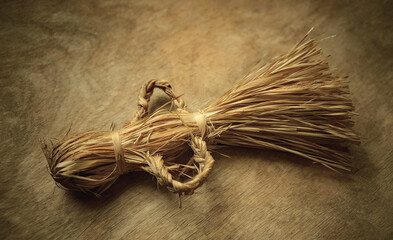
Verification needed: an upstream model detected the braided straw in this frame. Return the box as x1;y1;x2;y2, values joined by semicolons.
41;34;360;197
132;79;186;122
145;136;214;195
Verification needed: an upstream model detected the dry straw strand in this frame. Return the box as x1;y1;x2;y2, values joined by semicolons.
42;33;360;196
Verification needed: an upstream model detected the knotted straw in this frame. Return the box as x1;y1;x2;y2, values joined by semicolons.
111;131;126;175
41;34;360;197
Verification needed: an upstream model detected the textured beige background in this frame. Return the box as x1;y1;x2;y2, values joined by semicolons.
1;0;392;239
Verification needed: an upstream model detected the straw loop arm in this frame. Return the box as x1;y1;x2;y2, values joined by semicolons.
145;136;215;195
133;79;186;122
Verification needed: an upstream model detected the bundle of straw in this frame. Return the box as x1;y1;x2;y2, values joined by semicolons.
42;34;359;196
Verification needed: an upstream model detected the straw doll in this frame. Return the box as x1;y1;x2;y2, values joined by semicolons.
42;34;359;197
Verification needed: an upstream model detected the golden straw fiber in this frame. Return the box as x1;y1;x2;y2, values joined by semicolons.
41;34;360;197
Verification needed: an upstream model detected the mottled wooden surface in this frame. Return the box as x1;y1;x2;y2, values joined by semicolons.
1;0;392;239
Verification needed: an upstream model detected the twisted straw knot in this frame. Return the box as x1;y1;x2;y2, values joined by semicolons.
111;131;127;175
192;111;218;145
